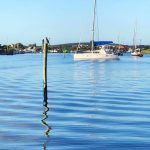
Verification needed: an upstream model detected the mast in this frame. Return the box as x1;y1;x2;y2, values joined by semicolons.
118;34;120;50
133;28;136;49
133;21;137;50
91;0;96;52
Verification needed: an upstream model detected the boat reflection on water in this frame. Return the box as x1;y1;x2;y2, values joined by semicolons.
41;97;51;150
132;55;142;60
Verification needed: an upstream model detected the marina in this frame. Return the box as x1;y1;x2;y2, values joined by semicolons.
1;0;150;149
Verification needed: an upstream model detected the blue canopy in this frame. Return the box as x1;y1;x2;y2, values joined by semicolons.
94;41;113;46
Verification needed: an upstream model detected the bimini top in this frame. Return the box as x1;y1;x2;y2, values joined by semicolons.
94;41;113;46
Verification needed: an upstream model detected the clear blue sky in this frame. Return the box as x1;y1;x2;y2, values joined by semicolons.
0;0;150;45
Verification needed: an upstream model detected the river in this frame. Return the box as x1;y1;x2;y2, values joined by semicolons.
0;53;150;150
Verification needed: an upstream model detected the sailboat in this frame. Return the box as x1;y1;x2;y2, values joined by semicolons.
131;22;143;57
131;48;143;57
73;0;119;60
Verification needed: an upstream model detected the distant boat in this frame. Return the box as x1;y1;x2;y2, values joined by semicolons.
131;22;143;57
73;0;119;60
115;35;123;56
131;48;143;57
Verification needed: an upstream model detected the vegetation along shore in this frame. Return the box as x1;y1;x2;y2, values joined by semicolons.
1;42;150;55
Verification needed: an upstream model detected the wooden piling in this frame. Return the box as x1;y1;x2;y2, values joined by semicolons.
43;37;49;100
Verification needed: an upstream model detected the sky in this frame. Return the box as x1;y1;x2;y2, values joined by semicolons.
0;0;150;45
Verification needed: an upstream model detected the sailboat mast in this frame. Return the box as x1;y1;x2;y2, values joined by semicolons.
92;0;96;51
133;21;137;49
133;28;136;49
118;34;120;50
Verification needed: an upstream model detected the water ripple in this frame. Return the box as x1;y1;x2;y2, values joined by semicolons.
0;54;150;149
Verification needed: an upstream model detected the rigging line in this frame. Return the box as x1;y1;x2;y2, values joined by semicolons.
77;1;93;51
96;3;100;41
133;20;138;49
92;0;96;51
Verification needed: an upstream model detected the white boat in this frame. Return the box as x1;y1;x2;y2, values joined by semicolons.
74;46;119;60
73;0;119;60
131;21;143;57
131;48;143;57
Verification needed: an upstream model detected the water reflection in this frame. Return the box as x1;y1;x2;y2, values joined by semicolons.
41;97;51;136
132;56;141;60
41;97;51;150
1;54;150;149
42;138;50;150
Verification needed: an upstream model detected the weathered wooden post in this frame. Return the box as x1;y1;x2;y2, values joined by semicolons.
43;37;49;100
42;37;51;138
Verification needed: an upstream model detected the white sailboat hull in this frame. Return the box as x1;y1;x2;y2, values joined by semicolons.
131;49;143;57
74;53;119;60
131;53;143;57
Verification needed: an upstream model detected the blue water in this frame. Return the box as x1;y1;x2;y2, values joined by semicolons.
0;53;150;150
